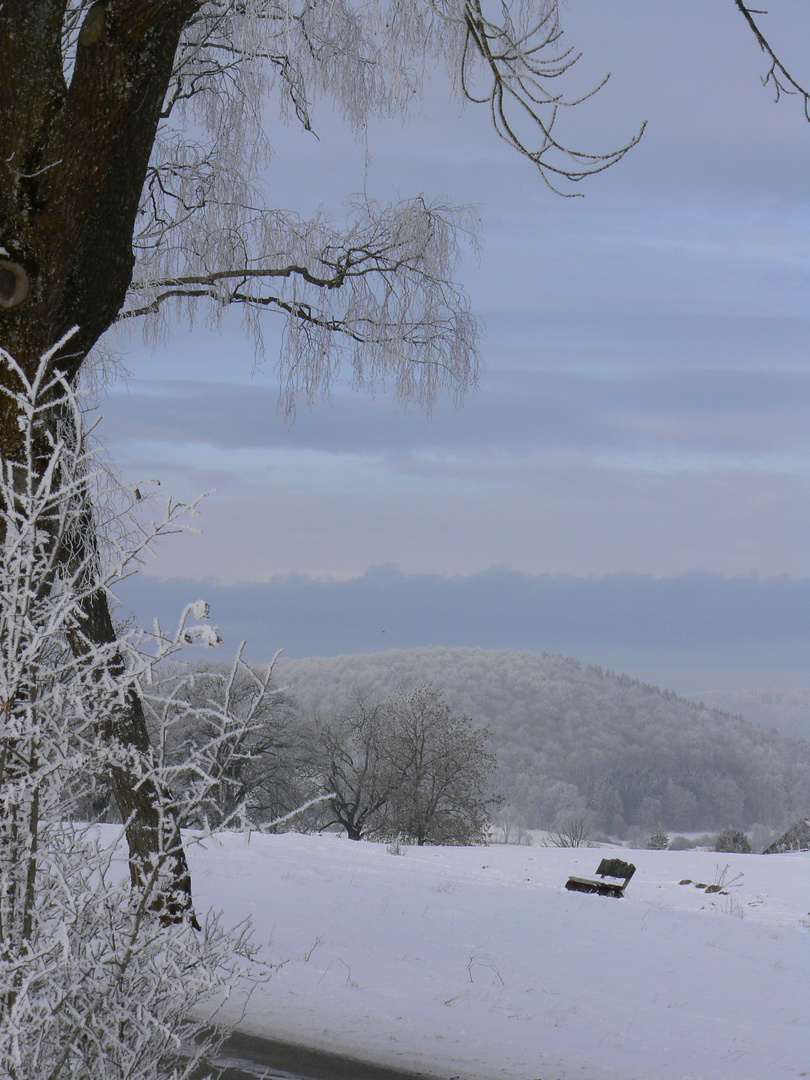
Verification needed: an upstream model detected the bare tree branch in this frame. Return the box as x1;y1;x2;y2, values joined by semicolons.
457;0;644;193
124;195;480;413
732;1;810;121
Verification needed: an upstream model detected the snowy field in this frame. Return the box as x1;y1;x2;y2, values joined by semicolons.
188;832;810;1080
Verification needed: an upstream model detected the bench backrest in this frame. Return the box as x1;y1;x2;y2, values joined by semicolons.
596;858;636;884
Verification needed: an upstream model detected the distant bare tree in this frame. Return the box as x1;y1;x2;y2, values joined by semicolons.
312;694;396;842
547;812;595;848
385;684;501;846
312;684;500;844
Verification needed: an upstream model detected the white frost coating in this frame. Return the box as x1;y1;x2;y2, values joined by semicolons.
197;624;223;648
191;598;211;621
122;0;490;411
129;192;481;416
0;347;287;1078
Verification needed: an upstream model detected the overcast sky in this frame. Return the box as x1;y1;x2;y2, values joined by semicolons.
106;1;810;694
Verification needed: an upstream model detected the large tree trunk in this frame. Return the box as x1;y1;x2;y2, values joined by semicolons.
0;0;201;921
74;586;199;926
0;1;198;376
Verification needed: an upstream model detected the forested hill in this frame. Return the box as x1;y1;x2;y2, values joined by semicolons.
274;647;810;836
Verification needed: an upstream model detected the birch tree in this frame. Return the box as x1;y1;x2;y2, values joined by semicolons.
0;0;642;911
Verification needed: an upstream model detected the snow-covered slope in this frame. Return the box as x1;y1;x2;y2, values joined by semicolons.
189;832;810;1080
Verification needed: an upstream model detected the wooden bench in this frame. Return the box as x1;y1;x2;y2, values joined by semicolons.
565;857;636;898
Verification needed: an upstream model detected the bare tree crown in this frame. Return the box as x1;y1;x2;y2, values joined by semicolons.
44;1;642;412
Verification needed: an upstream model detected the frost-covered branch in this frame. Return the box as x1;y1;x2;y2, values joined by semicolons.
455;0;644;191
124;196;480;413
90;0;642;408
0;344;272;1074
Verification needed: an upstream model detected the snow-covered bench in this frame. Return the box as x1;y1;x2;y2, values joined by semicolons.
565;857;636;898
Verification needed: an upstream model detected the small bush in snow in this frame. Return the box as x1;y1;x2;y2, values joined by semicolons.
668;835;697;851
648;826;670;850
714;828;752;854
547;813;596;848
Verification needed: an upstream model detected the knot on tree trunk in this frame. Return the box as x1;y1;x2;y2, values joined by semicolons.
0;260;29;309
79;5;107;48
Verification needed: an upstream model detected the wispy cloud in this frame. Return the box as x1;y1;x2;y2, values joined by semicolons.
118;567;810;695
102;1;810;688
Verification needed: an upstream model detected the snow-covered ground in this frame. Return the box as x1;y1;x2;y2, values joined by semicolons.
189;832;810;1080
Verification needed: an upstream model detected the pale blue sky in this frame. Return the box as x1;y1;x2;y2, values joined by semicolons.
104;2;810;692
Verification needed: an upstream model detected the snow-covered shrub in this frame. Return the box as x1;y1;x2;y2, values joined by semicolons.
143;651;309;832
714;828;752;854
648;826;670;850
0;343;257;1078
668;834;697;851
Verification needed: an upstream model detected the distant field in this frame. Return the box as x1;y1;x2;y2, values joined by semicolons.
190;830;810;1080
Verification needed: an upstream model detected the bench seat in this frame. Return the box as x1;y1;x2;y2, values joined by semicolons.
565;858;636;898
